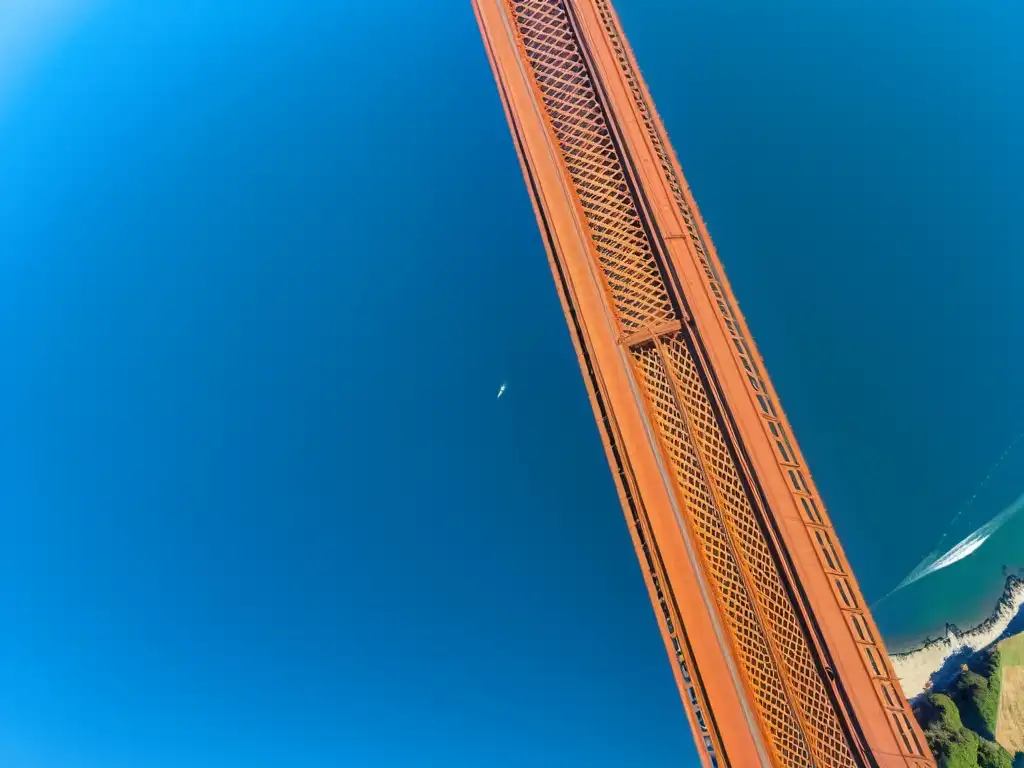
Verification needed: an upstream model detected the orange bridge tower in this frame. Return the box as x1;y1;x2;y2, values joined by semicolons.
471;1;934;766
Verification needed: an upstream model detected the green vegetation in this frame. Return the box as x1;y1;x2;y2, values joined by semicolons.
978;737;1014;768
954;650;1003;739
917;693;979;766
914;648;1017;768
954;653;1002;739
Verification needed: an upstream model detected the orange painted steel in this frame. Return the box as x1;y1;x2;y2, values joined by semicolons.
471;1;935;766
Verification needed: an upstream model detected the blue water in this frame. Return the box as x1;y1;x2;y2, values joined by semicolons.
610;0;1024;650
0;1;1021;765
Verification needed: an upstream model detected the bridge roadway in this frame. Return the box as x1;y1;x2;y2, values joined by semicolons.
472;1;934;766
474;1;766;765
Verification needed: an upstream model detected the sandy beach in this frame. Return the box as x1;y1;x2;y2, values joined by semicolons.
888;575;1024;698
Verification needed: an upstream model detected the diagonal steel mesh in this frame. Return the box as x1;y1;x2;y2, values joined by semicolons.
656;335;857;768
510;0;673;331
502;1;892;765
591;2;929;758
631;341;815;766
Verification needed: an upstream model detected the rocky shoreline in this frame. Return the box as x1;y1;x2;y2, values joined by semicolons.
888;575;1024;698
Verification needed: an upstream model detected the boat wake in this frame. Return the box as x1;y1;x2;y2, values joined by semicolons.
878;489;1024;602
932;430;1024;551
871;430;1024;608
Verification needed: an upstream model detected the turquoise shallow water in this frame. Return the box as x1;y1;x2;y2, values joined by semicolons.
876;477;1024;652
0;1;1021;765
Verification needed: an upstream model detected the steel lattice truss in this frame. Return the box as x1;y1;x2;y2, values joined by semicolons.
472;1;935;766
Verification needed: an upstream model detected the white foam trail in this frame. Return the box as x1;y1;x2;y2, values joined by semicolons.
874;430;1024;609
496;382;507;400
891;489;1024;593
934;430;1023;549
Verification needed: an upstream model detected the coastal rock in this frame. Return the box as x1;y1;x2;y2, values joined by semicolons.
889;575;1024;698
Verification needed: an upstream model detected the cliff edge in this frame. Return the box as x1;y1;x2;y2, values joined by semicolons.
890;576;1024;699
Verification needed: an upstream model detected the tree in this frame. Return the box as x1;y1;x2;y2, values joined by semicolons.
937;727;979;768
953;650;1003;739
977;737;1013;768
917;694;979;767
913;652;1012;768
